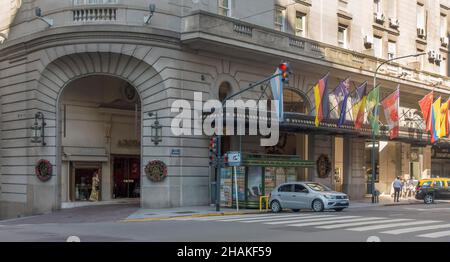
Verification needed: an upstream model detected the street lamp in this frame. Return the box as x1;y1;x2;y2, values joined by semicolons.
370;52;427;203
148;112;162;146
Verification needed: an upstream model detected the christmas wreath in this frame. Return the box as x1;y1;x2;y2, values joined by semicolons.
35;159;52;182
316;154;332;179
145;160;168;182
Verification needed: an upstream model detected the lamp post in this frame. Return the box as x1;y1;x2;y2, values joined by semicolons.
370;52;427;203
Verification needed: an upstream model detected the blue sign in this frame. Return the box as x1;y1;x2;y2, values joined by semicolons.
227;152;241;167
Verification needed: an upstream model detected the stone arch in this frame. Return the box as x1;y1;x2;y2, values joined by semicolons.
211;74;240;100
31;48;166;210
283;88;312;114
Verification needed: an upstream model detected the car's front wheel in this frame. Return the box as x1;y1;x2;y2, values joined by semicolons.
312;200;325;212
271;200;282;213
424;194;434;204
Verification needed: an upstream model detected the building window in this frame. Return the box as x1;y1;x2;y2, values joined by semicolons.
373;36;383;58
374;0;383;13
284;89;308;114
218;0;231;17
275;6;286;32
219;82;232;102
441;14;447;38
338;25;348;48
440;53;447;76
388;41;396;60
417;3;425;31
295;12;307;37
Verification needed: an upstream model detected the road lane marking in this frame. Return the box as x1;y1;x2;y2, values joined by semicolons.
418;230;450;238
317;219;413;229
381;224;450;235
239;215;340;223
284;217;384;227
348;220;440;232
191;213;292;221
259;216;359;225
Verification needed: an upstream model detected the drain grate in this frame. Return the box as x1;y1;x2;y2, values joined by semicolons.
174;211;197;214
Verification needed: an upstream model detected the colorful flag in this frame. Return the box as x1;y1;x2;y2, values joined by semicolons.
431;97;442;143
270;68;284;122
439;99;449;138
366;86;380;136
381;87;400;139
418;91;434;132
314;73;329;127
333;78;351;127
352;82;368;130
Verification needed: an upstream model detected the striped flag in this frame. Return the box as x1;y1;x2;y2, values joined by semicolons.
333;78;351;127
314;73;329;127
270;68;284;122
431;97;442;143
352;82;368;130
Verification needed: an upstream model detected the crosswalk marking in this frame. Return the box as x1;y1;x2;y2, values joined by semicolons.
192;214;297;221
417;230;450;239
284;217;384;227
316;218;413;229
381;224;450;235
216;214;311;222
261;216;359;225
239;215;340;223
347;220;440;232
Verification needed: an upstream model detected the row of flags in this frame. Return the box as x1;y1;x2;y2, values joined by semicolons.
314;74;401;140
419;92;450;144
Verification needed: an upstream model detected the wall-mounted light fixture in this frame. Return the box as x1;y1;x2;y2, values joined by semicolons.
31;112;47;146
144;4;156;24
35;7;54;28
148;111;162;145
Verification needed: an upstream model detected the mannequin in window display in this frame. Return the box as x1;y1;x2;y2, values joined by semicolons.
89;170;100;202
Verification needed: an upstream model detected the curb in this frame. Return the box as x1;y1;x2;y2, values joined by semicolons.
121;210;269;222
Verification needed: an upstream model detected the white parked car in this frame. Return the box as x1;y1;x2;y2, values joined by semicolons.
269;182;350;213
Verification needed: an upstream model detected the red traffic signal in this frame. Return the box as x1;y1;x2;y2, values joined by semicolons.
278;62;289;72
278;62;290;83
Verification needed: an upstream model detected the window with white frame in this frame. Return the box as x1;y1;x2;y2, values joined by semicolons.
295;12;307;37
440;14;447;38
275;6;286;32
388;41;396;60
417;3;425;30
373;36;383;58
338;25;348;48
73;0;118;4
218;0;232;17
374;0;383;13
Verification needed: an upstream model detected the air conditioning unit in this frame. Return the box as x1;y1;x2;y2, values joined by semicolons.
375;12;385;24
441;37;449;48
389;18;400;29
428;50;436;61
364;35;373;48
417;28;426;39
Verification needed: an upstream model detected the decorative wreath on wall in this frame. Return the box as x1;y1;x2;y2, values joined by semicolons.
35;159;52;182
316;154;332;179
145;160;168;182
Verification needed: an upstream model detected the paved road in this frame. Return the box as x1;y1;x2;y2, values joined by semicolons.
1;203;450;242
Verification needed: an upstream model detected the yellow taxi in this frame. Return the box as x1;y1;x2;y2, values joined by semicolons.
416;178;450;204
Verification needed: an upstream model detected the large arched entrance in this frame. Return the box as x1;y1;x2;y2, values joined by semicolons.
59;75;142;206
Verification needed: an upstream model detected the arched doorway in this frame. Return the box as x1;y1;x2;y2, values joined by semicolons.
59;75;142;205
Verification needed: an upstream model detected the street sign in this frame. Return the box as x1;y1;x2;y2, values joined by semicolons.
227;151;241;167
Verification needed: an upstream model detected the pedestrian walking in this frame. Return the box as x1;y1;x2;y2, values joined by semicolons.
393;176;402;202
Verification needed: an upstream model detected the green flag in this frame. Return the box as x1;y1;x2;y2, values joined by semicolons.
366;86;380;135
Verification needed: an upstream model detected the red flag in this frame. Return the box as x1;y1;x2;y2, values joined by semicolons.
381;88;400;139
419;91;434;132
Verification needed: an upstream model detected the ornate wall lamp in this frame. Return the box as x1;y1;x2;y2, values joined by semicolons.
148;112;162;146
144;4;156;24
31;112;47;146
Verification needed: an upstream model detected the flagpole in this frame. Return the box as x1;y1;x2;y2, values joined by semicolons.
370;52;427;204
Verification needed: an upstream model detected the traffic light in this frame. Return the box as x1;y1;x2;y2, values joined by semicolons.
209;136;218;166
278;62;290;84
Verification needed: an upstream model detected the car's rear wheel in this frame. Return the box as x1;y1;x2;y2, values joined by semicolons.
424;194;434;204
312;200;324;212
271;200;282;213
292;209;300;213
334;208;345;212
